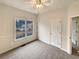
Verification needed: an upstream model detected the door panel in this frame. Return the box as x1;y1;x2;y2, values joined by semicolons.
50;19;62;48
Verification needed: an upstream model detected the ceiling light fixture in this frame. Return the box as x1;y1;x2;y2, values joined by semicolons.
32;0;51;8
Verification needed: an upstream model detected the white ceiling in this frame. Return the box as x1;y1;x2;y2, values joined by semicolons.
0;0;78;14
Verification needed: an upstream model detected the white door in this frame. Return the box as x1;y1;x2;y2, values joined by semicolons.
50;19;62;48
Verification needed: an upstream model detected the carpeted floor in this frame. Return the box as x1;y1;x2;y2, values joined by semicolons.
0;40;79;59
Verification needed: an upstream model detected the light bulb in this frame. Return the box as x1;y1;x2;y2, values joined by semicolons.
36;4;43;8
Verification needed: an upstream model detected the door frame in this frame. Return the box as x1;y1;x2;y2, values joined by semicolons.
68;15;79;54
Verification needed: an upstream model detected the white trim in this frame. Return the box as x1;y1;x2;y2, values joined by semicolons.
70;15;79;18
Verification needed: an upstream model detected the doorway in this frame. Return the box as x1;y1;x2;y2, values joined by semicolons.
71;16;79;56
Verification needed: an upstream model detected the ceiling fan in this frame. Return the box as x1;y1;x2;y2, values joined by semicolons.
24;0;52;9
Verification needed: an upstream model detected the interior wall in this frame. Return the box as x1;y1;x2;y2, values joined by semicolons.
67;0;79;54
38;8;68;52
0;3;37;54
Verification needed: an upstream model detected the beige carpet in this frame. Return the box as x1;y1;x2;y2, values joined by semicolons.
0;40;79;59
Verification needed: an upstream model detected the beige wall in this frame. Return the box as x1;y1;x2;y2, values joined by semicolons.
0;4;37;54
68;0;79;17
38;8;68;52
